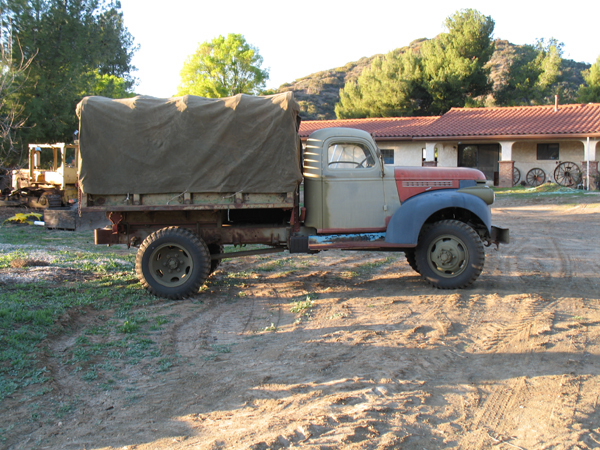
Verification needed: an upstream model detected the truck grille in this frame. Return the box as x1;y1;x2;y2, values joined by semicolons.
402;181;454;187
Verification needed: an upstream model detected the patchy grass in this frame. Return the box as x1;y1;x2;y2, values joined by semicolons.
290;293;318;324
255;256;311;274
0;273;163;400
290;297;315;313
262;323;278;332
0;250;31;269
0;225;97;248
327;312;349;320
355;256;397;274
494;183;587;198
0;223;171;402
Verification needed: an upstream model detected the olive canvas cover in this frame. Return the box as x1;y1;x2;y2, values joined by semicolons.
76;92;302;195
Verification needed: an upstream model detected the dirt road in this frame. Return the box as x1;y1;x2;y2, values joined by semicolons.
4;194;600;449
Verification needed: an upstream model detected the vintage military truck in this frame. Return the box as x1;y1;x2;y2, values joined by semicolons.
77;92;508;299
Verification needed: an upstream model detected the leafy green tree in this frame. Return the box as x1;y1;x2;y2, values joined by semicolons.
1;11;36;169
4;0;137;144
334;8;494;118
495;38;564;105
177;33;269;98
420;9;495;114
335;50;430;118
80;70;136;99
577;55;600;103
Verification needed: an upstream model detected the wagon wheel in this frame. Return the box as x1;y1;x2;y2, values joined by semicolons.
526;168;546;187
512;166;521;186
554;161;581;187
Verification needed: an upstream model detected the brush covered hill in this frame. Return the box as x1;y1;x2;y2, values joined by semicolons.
277;39;590;120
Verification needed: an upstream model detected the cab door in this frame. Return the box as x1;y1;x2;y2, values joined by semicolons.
321;138;385;232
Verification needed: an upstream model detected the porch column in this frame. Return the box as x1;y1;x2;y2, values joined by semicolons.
498;141;515;188
423;142;437;167
582;138;599;190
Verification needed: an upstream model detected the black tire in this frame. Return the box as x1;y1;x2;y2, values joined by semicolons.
415;220;484;289
135;227;211;299
405;249;420;274
207;244;224;274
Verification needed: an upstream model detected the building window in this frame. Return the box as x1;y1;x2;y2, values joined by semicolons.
537;143;559;160
380;149;394;165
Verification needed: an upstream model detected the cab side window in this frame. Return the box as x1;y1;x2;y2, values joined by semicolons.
327;143;375;169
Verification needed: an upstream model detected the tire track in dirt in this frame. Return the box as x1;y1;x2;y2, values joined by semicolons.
177;286;287;359
183;377;433;449
474;293;556;353
548;374;583;431
499;204;600;300
491;208;570;294
459;374;585;449
490;230;543;292
458;377;528;450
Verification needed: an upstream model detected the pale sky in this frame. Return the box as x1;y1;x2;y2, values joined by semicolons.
119;0;600;98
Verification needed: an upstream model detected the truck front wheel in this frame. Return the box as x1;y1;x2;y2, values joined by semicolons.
135;227;211;299
404;249;420;274
415;220;484;289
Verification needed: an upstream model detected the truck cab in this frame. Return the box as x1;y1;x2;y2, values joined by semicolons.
298;127;508;290
303;127;398;232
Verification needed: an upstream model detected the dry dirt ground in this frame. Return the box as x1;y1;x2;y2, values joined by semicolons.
3;194;600;449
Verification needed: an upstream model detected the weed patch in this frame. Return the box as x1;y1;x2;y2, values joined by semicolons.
355;256;396;274
290;293;317;324
290;298;315;313
0;225;161;402
494;183;586;198
263;323;278;332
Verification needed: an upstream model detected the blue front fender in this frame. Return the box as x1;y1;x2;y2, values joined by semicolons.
385;190;492;245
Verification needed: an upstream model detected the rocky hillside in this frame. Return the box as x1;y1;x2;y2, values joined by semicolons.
276;39;590;120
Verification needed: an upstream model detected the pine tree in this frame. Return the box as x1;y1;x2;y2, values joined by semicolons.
577;55;600;103
420;9;495;114
334;8;495;118
495;39;564;105
335;50;430;119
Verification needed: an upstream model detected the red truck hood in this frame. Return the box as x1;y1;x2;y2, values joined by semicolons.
394;166;487;202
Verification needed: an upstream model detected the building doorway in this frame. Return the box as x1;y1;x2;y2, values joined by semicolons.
458;144;500;185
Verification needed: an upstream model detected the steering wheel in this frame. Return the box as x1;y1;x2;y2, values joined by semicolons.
356;158;368;168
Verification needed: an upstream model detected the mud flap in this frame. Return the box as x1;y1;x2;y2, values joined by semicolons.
491;225;510;245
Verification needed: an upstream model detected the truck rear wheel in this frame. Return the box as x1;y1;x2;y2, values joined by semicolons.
135;227;211;299
415;220;484;289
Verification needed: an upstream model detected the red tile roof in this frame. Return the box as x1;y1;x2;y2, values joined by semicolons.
299;103;600;140
418;103;600;138
299;116;440;139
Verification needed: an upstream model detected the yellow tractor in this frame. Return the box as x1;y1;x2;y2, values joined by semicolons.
4;143;79;208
